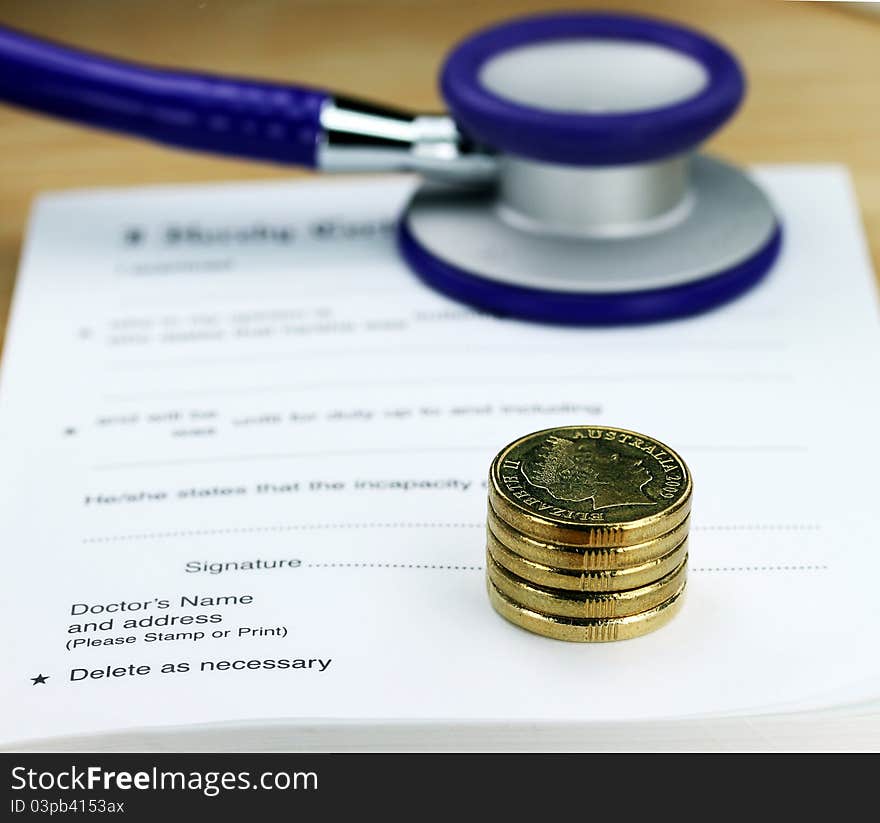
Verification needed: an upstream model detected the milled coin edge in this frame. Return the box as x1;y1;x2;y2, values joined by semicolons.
487;501;692;570
486;550;688;619
486;577;687;642
487;528;689;592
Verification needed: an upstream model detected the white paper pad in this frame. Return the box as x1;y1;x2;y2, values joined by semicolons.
1;166;879;749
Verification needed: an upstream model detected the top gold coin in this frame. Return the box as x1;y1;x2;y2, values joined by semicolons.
489;426;692;547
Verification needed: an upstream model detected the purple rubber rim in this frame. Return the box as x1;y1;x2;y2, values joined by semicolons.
441;12;744;165
398;220;782;326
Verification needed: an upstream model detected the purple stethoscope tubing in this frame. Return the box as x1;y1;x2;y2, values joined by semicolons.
0;25;329;167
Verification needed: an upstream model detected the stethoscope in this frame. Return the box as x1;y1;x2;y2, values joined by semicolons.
0;11;781;325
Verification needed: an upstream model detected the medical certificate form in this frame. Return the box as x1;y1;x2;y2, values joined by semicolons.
1;167;879;748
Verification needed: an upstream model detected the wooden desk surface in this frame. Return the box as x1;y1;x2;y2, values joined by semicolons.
1;0;878;353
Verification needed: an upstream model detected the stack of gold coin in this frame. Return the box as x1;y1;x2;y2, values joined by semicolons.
486;425;692;642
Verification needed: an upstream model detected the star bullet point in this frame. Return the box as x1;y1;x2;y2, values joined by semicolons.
30;673;49;685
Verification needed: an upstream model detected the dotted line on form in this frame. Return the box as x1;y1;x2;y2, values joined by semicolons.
81;522;822;544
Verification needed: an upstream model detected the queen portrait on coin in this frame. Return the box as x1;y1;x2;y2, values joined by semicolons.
521;434;655;510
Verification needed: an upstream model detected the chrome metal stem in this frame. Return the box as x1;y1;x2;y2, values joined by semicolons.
319;97;695;239
317;96;497;185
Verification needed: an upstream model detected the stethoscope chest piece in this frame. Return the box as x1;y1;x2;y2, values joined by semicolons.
0;11;781;325
399;13;781;324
